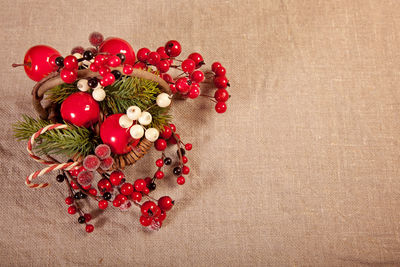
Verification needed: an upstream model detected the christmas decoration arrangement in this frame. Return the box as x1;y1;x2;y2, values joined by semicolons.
12;32;231;233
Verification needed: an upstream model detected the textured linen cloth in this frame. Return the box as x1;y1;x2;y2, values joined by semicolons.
0;0;399;266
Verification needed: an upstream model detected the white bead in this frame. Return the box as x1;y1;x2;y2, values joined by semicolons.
94;83;103;90
92;88;106;101
138;111;152;126
119;114;133;128
129;124;144;139
145;128;159;142
77;79;89;92
126;106;141;120
73;53;84;66
156;93;171;108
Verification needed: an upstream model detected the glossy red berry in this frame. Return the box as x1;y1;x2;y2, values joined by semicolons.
116;194;128;204
182;156;188;164
134;62;147;69
144;177;152;185
191;70;204;83
181;59;195;73
107;55;121;67
214;89;229;102
156;47;169;59
160;125;172;139
215;102;227;113
98;200;108;209
165;40;181;57
120;183;134;196
188;85;200;99
141;201;159;217
110;171;124;186
175;77;190;93
169;84;177;94
155;139;167;151
101;72;116;86
182;165;190;175
137;48;150;62
156;159;164;167
169;134;180;144
94;55;107;66
134;179;146;192
90;63;99;72
113;199;121;207
214;66;226;77
68;205;77;214
60;69;77;84
156;60;170;73
162;73;174;83
155;171;164;179
142;187;150;195
158;210;167;221
98;66;110;77
70;180;80;190
85;224;95;233
89;188;97;196
147;52;161;65
84;213;92;222
65;196;74;205
188;53;204;68
97;178;112;193
211;62;222;72
158;196;174;211
89;32;104;46
123;64;133;75
140;215;152;226
63;55;78;70
169;124;176;132
177;176;185;185
185;143;192;150
131;191;142;202
214;76;228;89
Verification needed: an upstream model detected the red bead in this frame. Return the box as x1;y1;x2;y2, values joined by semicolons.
23;45;60;81
65;196;74;205
156;60;170;73
98;200;108;209
116;194;128;204
182;156;188;164
99;37;135;65
215;102;227;113
137;48;150;62
185;143;192;150
141;201;158;217
68;205;77;214
147;52;161;65
162;73;174;83
158;196;174;211
188;85;200;99
213;76;228;89
175;77;190;93
191;70;204;83
214;89;229;102
60;68;78;84
85;224;94;233
120;183;134;195
156;47;169;59
63;55;78;70
60;92;100;127
211;62;222;72
155;139;167;151
165;40;182;57
160;125;172;139
99;66;111;76
131;191;142;202
140;215;152;226
182;165;190;175
110;170;124;186
142;187;150;195
89;32;104;46
177;176;185;185
181;59;195;73
89;188;97;196
102;72;116;86
214;66;226;77
123;64;133;75
155;171;164;179
107;55;121;67
97;178;112;193
94;55;107;66
188;53;204;68
84;213;92;222
113;199;121;207
89;63;99;72
156;159;164;167
134;179;146;192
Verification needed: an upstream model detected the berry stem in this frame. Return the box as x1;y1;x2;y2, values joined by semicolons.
12;63;30;68
172;131;184;167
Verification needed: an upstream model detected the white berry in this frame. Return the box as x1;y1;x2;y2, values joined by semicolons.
129;124;144;139
145;128;159;142
119;114;133;128
77;79;89;92
138;111;152;126
92;88;106;101
156;93;171;108
127;106;142;120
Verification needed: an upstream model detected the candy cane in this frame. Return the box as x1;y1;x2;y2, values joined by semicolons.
25;123;81;188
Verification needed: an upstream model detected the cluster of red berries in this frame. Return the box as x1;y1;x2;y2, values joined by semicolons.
211;62;230;113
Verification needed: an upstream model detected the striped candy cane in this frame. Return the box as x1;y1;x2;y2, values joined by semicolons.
25;123;81;188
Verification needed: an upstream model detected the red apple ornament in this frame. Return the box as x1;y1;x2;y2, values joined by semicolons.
99;37;135;65
23;45;60;81
100;114;140;155
60;92;100;127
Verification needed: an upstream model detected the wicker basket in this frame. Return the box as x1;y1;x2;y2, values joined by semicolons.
32;66;171;170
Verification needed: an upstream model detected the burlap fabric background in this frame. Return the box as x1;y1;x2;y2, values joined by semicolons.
0;0;399;266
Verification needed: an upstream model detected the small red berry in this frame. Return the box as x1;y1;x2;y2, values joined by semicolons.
169;134;180;144
142;187;150;195
156;60;170;73
94;55;107;66
160;125;172;139
98;200;108;209
169;84;177;94
155;171;164;179
60;69;77;84
211;62;222;72
147;52;161;65
102;72;116;86
65;196;74;205
84;213;92;222
144;177;152;185
107;55;121;67
81;184;91;190
215;102;227;113
214;66;226;77
113;199;121;207
140;215;152;226
158;210;167;221
181;59;195;73
85;224;94;233
120;183;134;195
70;180;80;190
155;139;167;151
134;62;147;69
89;32;104;46
191;70;204;83
89;63;99;72
63;55;78;70
97;178;112;193
214;76;228;89
131;191;142;202
214;89;229;102
185;143;192;150
68;205;77;214
123;64;133;75
156;159;164;167
141;201;159;217
156;47;169;59
165;40;182;57
89;188;97;196
188;53;204;68
177;176;185;185
182;165;190;175
99;66;111;76
137;48;150;62
169;124;176;132
188;85;200;99
162;73;174;83
110;170;124;186
182;156;188;164
116;194;128;204
158;196;174;211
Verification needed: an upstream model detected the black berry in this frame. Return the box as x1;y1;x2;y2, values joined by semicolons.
164;157;172;165
103;192;112;200
148;182;156;191
56;174;65;183
177;148;186;156
74;192;81;199
87;77;98;88
83;50;94;61
55;57;64;67
116;53;126;63
78;216;85;224
111;70;122;80
173;167;182;176
79;192;87;199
